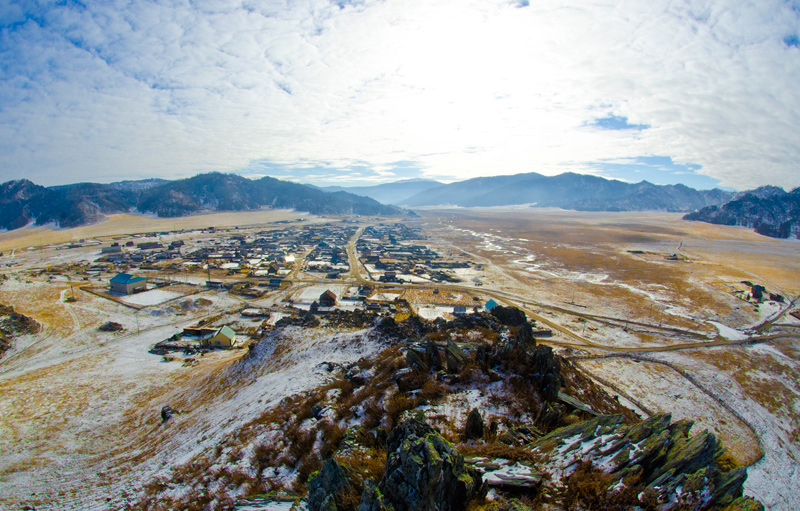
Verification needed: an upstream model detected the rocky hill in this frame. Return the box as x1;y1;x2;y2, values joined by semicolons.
135;306;763;511
684;186;800;238
402;172;734;211
0;173;406;231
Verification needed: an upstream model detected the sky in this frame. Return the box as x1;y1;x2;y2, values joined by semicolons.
1;0;799;191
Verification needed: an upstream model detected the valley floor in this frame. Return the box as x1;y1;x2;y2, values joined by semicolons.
0;208;797;510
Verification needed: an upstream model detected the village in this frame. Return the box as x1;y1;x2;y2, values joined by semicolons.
6;219;511;359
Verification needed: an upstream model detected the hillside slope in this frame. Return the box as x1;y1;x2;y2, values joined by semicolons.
684;187;800;238
403;172;733;211
0;173;406;231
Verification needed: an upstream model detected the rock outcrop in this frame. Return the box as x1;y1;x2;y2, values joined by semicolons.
308;459;356;511
532;413;750;509
376;419;483;511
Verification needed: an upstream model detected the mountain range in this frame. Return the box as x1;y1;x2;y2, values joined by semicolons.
397;172;736;211
2;171;796;238
0;173;405;231
321;179;443;205
683;185;800;238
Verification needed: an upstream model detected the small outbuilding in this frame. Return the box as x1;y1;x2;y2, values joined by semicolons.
201;326;237;348
110;273;147;295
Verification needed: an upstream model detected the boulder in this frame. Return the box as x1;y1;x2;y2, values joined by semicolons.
425;340;442;371
463;409;484;440
379;418;483;511
406;349;427;372
445;340;465;374
160;405;174;422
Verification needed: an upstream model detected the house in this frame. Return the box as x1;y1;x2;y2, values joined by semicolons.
319;290;337;307
110;273;147;295
201;326;237;348
101;246;122;254
453;306;468;316
138;242;162;250
485;299;498;311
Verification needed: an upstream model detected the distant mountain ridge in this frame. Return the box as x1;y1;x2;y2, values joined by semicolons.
321;179;443;205
0;173;405;231
401;172;735;212
684;186;800;238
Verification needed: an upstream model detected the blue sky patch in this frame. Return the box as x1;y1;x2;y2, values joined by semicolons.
591;115;649;131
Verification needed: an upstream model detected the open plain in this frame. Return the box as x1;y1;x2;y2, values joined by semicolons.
0;207;798;510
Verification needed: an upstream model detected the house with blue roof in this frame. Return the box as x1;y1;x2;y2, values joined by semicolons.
110;273;147;295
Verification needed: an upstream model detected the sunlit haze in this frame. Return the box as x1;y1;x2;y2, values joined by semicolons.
1;0;799;190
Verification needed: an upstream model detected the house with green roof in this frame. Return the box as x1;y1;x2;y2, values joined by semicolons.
110;273;147;295
201;325;237;349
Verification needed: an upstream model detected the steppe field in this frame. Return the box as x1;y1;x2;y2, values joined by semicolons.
421;207;800;509
0;208;798;510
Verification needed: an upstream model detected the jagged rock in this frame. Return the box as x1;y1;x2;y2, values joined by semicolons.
160;406;174;422
464;409;484;440
497;425;543;446
406;349;427;372
359;479;393;511
490;306;534;350
466;458;543;491
308;459;355;511
425;340;442;371
379;418;483;511
530;345;560;401
723;496;765;511
529;413;759;510
445;340;465;374
489;306;528;327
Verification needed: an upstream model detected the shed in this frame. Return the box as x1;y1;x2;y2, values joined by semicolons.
202;326;237;348
110;273;147;295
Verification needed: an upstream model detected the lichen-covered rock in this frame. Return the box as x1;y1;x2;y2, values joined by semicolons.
723;496;766;511
359;479;393;511
379;418;483;511
530;413;759;510
308;459;355;511
445;340;465;374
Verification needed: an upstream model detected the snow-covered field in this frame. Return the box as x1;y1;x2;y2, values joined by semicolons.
118;288;184;307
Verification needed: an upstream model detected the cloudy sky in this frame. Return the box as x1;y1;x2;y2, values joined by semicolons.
1;0;799;190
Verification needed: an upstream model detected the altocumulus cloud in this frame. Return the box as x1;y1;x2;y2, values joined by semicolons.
0;0;799;189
